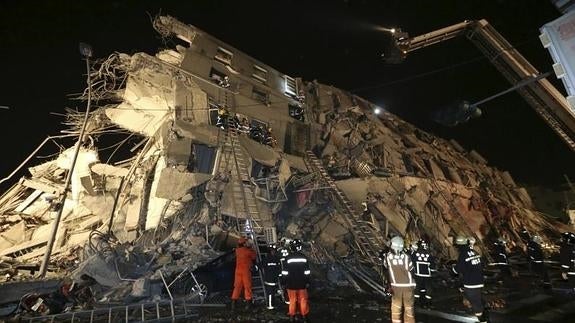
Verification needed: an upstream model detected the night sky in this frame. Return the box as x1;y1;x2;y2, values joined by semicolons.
1;0;574;192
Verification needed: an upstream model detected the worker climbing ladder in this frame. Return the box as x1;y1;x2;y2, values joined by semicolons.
304;151;383;265
215;128;269;302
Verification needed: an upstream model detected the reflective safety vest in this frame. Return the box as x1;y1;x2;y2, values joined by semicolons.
411;248;435;277
384;252;415;287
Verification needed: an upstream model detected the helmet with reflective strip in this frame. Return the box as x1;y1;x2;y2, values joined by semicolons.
417;239;428;250
496;237;506;245
532;235;543;244
237;237;247;246
290;239;302;252
454;235;468;246
390;236;404;253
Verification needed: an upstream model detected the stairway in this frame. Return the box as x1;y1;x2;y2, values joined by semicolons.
304;151;383;266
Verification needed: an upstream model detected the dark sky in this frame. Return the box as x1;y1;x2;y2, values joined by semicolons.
0;0;573;191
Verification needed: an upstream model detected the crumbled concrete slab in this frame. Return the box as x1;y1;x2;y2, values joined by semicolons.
155;168;212;200
0;221;26;250
91;163;129;177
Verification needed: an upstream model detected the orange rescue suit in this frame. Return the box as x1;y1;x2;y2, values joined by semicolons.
231;246;257;300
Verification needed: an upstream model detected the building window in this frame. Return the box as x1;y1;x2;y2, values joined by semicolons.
284;75;297;96
252;86;270;105
289;103;305;122
252;64;268;84
214;47;233;65
208;96;220;125
209;67;228;85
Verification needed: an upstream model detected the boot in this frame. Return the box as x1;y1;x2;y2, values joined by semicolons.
289;316;296;322
477;312;489;323
302;315;309;322
230;300;237;312
244;300;253;311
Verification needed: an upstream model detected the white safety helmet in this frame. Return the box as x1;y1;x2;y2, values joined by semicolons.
390;236;404;253
454;235;468;246
532;235;543;244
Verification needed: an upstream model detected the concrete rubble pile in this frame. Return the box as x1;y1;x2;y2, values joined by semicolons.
0;14;569;310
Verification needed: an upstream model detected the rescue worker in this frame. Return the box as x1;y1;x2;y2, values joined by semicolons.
491;238;512;281
216;108;229;130
231;237;256;311
411;239;435;308
378;245;392;296
261;243;282;310
282;239;310;322
383;236;416;323
452;236;488;323
566;233;575;293
277;238;291;304
560;232;574;281
219;75;230;88
528;235;551;289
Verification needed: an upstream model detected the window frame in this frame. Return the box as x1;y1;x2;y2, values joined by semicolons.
252;64;268;84
251;86;270;105
284;75;297;96
214;46;233;65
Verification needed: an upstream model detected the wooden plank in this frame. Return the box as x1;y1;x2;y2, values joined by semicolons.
0;238;48;257
14;190;43;213
20;178;62;195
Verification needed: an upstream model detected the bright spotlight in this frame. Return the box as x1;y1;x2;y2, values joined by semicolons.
375;26;397;34
374;107;382;115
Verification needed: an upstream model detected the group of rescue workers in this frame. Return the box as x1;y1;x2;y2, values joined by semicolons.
229;228;575;323
230;237;311;322
215;109;276;147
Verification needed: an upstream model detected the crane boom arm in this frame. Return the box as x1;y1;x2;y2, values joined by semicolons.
394;19;575;152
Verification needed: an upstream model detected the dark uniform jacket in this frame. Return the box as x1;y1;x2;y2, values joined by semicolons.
527;241;544;263
282;251;311;290
262;252;281;285
452;247;484;289
411;247;435;277
568;247;575;276
560;242;573;272
492;243;509;266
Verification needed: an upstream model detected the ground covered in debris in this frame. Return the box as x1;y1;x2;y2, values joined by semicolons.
192;260;575;323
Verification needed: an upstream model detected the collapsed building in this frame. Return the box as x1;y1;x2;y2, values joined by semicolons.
0;14;570;317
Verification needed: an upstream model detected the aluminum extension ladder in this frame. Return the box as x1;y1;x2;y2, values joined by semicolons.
304;151;383;265
24;299;225;323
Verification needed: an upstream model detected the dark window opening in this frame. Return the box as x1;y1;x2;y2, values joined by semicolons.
252;87;270;105
289;103;305;122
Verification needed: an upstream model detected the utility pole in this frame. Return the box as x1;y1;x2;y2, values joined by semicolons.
39;43;94;278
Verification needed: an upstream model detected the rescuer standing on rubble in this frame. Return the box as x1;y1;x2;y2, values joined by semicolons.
282;239;310;322
528;235;551;289
566;233;575;293
491;238;512;282
383;236;416;323
411;239;435;308
452;236;488;323
278;237;291;304
560;232;575;282
231;237;257;311
261;243;282;310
